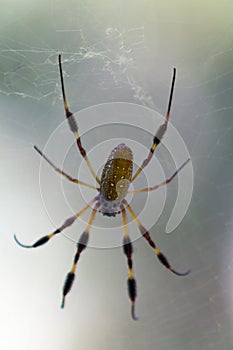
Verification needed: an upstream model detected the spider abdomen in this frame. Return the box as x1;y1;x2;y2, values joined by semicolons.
100;143;133;202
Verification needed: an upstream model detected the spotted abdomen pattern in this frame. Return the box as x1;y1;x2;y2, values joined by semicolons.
100;143;133;202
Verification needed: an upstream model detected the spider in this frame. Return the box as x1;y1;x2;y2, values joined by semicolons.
14;54;191;320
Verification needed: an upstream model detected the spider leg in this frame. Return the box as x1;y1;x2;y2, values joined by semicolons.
58;54;100;184
34;145;99;191
131;68;176;182
129;158;190;194
14;197;97;249
121;206;138;320
124;200;190;276
61;202;100;308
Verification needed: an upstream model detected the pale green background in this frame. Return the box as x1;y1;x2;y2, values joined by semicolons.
0;1;233;349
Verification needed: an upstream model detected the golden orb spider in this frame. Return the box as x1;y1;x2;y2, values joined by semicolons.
14;55;191;320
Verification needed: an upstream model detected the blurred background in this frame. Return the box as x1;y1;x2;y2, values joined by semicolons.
0;0;233;349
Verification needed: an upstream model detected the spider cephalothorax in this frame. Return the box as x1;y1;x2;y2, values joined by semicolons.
14;55;190;320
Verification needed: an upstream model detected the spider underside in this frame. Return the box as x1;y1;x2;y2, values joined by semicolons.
14;54;191;320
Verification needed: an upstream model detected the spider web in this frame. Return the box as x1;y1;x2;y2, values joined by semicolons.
1;1;233;350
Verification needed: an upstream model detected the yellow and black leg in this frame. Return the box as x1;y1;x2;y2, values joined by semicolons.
124;200;190;276
34;145;99;191
129;158;190;194
131;68;176;182
14;197;97;248
121;207;138;320
58;54;100;184
61;202;99;308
